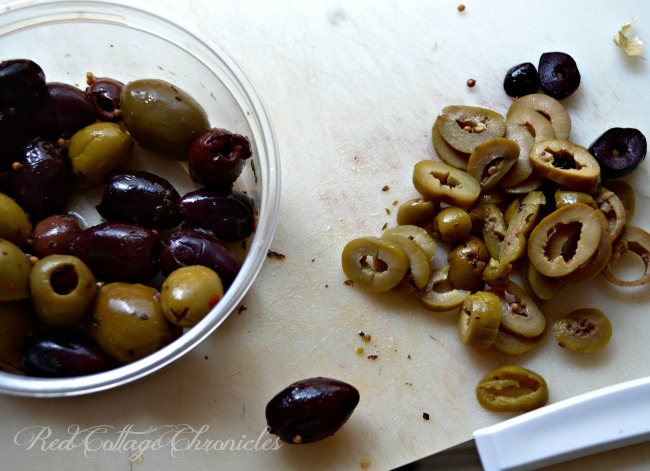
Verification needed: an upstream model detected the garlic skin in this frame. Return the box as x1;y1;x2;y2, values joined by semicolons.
614;18;644;59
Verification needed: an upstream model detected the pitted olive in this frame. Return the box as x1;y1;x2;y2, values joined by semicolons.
476;365;549;413
507;93;571;140
0;238;31;301
381;233;431;288
553;308;612;353
457;291;501;348
341;236;409;293
412;160;481;209
490;280;546;338
436;105;506;154
120;78;210;159
467;137;520;191
0;192;32;248
417;265;470;312
447;235;490;292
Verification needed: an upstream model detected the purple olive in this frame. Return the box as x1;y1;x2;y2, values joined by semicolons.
21;329;113;378
31;214;82;257
68;222;161;282
160;229;241;288
538;52;580;100
86;76;124;122
0;110;20;171
8;137;71;221
0;58;47;108
177;188;255;243
266;377;360;444
188;128;252;192
96;170;183;230
503;62;540;98
589;128;647;179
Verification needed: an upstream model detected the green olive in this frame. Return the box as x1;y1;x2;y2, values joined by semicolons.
382;225;437;261
120;78;210;159
554;189;597;210
553;308;612;353
467;137;520;191
457;291;501;348
29;255;97;327
396;198;438;227
505;108;555;142
492;329;544;355
476;365;549;412
594;187;626;242
602;225;650;287
161;266;224;328
431;116;470;170
0;301;36;373
481;203;507;260
507;93;571;140
381;233;431;288
412;160;481;209
499;121;536;189
436;105;506;154
523;258;563;301
0;239;31;301
417;265;470;312
491;280;546;338
604;180;634;223
0;192;32;247
68;122;134;187
89;282;174;364
341;236;409;293
447;235;489;292
432;207;472;243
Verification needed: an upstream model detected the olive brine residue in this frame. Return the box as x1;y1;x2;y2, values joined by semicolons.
341;51;648;413
0;58;257;377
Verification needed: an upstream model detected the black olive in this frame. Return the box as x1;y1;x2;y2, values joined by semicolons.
503;62;540;97
0;58;47;108
538;52;581;100
589;128;647;179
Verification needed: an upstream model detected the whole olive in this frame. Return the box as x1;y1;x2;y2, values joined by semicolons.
0;58;46;108
89;282;174;364
30;214;82;257
68;222;161;282
85;75;124;122
120;78;210;159
20;328;113;378
447;235;490;292
0;191;32;248
0;238;32;301
266;377;360;444
0;301;37;373
96;170;182;229
8;137;72;221
29;255;97;327
177;188;255;243
188;128;252;191
433;207;473;242
161;265;224;328
160;229;242;288
68;122;134;187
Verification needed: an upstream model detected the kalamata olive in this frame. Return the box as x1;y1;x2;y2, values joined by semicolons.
177;188;254;242
97;170;182;229
265;377;360;444
85;75;124;121
89;282;174;364
68;222;161;282
0;191;32;248
0;59;46;108
159;229;242;288
503;62;540;98
8;137;72;221
30;214;82;257
0;237;32;302
68;122;134;187
120;78;210;159
0;110;20;171
188;128;253;192
22;82;97;139
538;52;581;100
20;328;113;377
588;128;647;180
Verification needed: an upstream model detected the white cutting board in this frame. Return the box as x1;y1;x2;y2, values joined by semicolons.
1;1;650;470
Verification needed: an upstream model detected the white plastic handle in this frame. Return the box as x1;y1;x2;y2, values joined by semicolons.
473;375;650;471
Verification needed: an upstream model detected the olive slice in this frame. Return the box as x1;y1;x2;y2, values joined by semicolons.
412;160;481;209
341;236;409;293
491;280;546;338
602;225;650;287
499;121;536;188
436;105;506;154
529;139;601;194
523;258;563;301
588;127;647;179
481;203;507;260
538;52;581;100
506;108;555;142
507;93;571;140
381;233;431;288
457;291;501;348
528;203;603;278
553;308;612;353
467;137;520;191
500;171;545;194
605;180;635;223
554;189;597;210
476;365;549;413
594;187;626;242
432;117;470;170
447;236;490;292
396;198;438;227
492;328;544;355
382;225;437;261
417;265;470;312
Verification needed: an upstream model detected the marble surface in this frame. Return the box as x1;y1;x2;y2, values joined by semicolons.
1;0;650;470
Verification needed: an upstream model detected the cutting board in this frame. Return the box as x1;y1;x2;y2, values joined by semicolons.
1;1;650;470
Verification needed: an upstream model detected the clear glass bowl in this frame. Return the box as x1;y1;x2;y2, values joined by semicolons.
0;0;280;396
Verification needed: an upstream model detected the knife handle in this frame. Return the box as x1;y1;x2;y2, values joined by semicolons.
473;375;650;471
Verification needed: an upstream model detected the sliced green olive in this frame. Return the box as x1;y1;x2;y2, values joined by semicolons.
412;160;481;209
447;236;490;292
553;308;612;353
506;108;556;142
417;265;470;312
432;117;470;170
594;187;626;242
529;139;601;194
605;180;635;223
602;225;650;287
432;207;472;243
341;236;409;293
396;198;438;227
467;137;520;191
492;329;544;355
457;291;501;348
500;171;545;194
481;203;507;260
381;234;431;288
499;121;536;188
491;280;546;338
523;258;563;301
507;93;571;140
476;365;549;413
554;189;597;209
528;203;603;278
436;105;506;154
382;225;437;261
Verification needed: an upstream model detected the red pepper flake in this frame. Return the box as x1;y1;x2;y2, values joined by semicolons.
423;412;430;420
209;295;221;308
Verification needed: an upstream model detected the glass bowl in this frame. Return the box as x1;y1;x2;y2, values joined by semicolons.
0;0;280;396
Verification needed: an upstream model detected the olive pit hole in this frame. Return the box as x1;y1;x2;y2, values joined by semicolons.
608;249;648;283
546;221;582;261
50;264;79;295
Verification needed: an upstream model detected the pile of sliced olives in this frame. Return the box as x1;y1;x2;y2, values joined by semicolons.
0;58;258;377
341;54;649;413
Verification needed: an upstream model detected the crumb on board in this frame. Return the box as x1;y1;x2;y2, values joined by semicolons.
267;250;286;260
381;222;388;231
360;457;372;469
344;279;354;286
358;330;372;342
457;4;465;12
238;305;247;314
382;185;390;192
367;354;378;360
423;412;430;420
